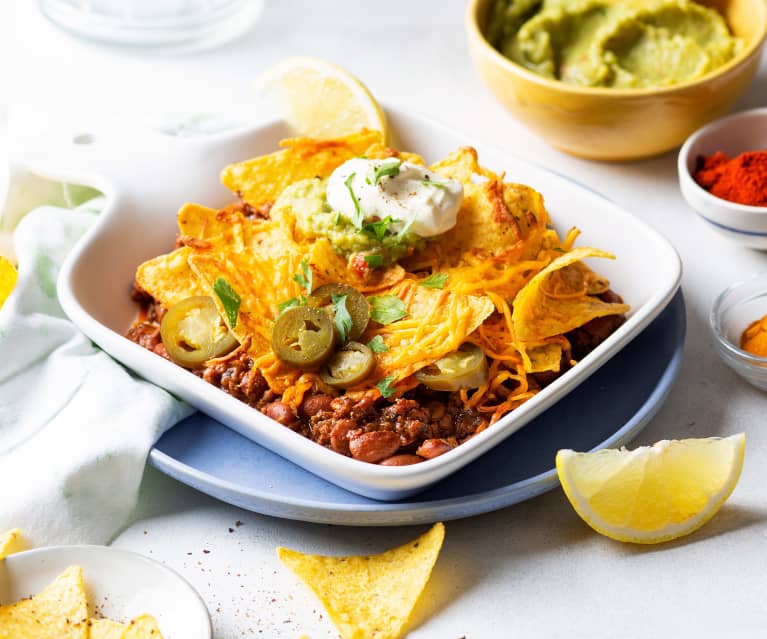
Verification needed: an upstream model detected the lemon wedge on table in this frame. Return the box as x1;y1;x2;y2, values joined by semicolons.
556;434;745;544
0;256;18;309
257;57;387;140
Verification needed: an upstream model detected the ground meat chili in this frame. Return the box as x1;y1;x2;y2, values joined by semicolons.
125;284;626;465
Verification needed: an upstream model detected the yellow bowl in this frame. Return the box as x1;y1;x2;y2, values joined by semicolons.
466;0;767;161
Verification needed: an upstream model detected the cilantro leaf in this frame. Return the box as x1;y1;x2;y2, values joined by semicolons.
293;258;313;294
277;295;306;313
344;172;363;228
369;295;408;324
367;335;389;353
331;293;353;344
376;375;398;399
361;216;395;242
213;277;241;328
371;158;402;186
364;254;383;268
420;272;449;289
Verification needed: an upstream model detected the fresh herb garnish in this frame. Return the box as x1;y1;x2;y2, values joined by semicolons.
422;179;446;189
376;375;398;399
364;254;383;268
361;216;395;242
367;335;389;353
293;258;313;294
369;295;408;324
277;295;306;313
331;293;353;343
344;172;363;228
370;158;402;186
213;277;241;328
395;218;414;240
420;272;449;289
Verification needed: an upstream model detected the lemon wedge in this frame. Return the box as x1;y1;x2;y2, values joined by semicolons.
257;57;387;140
0;528;25;559
556;434;745;544
0;256;18;309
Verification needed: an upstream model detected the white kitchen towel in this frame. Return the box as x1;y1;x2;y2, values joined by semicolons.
0;203;192;546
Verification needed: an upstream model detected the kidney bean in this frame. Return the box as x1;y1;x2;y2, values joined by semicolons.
416;438;456;460
330;419;356;455
349;431;401;463
379;454;424;466
264;401;294;426
300;394;334;417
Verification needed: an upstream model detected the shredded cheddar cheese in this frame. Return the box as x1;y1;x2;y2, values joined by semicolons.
134;135;628;426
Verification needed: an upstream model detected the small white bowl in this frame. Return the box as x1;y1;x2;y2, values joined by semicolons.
678;107;767;249
0;545;211;638
710;272;767;391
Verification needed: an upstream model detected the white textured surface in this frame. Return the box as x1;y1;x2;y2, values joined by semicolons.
9;0;767;637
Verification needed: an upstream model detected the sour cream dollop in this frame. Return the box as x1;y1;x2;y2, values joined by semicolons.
326;158;463;237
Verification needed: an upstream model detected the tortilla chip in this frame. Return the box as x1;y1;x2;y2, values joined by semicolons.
512;247;630;342
0;566;88;639
278;522;445;639
222;130;382;207
414;148;550;267
361;281;495;386
89;618;128;639
429;146;496;183
361;142;425;166
0;528;24;559
122;614;164;639
188;250;302;356
135;247;206;310
524;343;564;373
308;238;406;293
176;202;226;244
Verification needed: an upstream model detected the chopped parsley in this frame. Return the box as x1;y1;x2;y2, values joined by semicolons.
420;272;449;289
361;216;395;242
213;277;241;328
369;158;402;186
363;254;383;268
344;172;363;228
277;295;306;313
331;293;353;343
367;335;389;353
369;295;408;325
376;375;398;399
293;258;313;294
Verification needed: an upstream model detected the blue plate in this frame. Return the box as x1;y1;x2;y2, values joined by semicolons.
150;292;685;526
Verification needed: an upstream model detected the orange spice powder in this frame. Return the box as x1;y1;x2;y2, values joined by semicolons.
740;313;767;357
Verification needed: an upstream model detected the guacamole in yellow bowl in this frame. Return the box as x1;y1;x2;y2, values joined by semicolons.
486;0;742;89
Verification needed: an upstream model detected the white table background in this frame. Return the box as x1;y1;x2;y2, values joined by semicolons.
7;1;767;637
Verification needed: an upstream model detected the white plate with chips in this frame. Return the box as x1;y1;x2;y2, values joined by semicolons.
20;107;682;501
0;545;211;638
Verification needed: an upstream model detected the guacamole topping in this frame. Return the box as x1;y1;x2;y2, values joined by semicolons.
486;0;742;89
270;178;424;265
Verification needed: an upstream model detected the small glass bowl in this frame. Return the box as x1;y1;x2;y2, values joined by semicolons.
710;272;767;391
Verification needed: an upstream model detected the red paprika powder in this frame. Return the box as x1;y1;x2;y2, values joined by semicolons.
694;150;767;207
